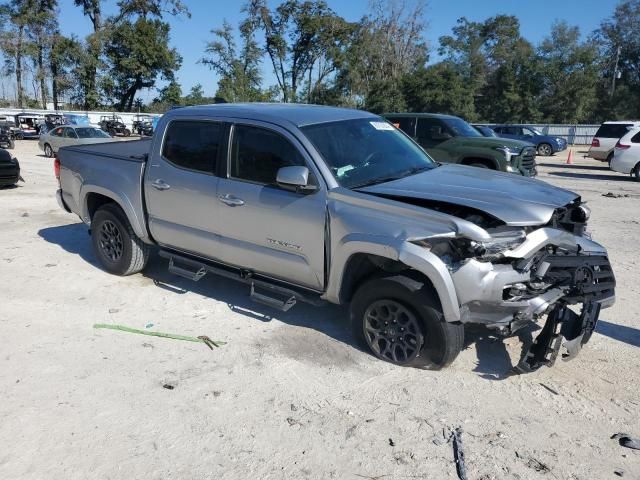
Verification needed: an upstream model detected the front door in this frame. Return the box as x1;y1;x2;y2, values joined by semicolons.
144;119;225;259
215;123;327;290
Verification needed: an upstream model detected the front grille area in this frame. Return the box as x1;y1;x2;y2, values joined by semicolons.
539;254;615;304
519;147;536;173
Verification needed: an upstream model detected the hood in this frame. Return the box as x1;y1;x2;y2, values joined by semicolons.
358;164;578;226
451;136;534;150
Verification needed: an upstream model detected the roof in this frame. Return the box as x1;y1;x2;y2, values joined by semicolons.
383;112;462;120
168;103;377;127
602;120;640;124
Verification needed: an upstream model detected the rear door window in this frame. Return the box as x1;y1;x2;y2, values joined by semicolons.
387;117;416;137
161;120;223;174
595;123;632;139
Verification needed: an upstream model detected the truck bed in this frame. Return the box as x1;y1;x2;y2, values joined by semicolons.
58;138;152;242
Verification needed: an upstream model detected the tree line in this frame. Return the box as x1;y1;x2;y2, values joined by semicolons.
0;0;639;124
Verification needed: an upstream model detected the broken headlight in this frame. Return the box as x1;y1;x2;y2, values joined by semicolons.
473;228;527;259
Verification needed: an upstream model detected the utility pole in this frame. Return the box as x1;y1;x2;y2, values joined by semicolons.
610;45;622;97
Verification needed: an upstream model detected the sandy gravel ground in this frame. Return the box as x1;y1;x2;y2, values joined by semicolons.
1;141;639;480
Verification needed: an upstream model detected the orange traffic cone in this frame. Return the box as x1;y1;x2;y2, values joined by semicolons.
566;149;573;165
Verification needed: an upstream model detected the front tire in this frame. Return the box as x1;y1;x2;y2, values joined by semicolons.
44;143;53;158
537;143;553;156
91;203;150;276
7;139;14;149
124;129;131;137
351;274;464;368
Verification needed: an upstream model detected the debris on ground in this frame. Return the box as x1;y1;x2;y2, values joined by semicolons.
614;470;624;477
93;323;226;349
108;308;119;314
611;433;640;450
162;384;174;390
144;323;154;329
451;427;468;480
539;383;560;395
602;192;630;198
388;438;395;447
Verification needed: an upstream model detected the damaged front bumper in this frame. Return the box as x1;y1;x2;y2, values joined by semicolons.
449;227;616;370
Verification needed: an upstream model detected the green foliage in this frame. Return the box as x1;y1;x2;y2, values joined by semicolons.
401;63;475;119
103;17;181;110
201;17;267;102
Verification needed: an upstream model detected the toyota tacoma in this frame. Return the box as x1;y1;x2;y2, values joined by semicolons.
55;104;615;371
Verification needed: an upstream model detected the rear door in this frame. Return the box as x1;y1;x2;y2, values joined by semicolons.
214;122;327;290
500;126;523;141
62;127;79;147
415;118;453;162
144;119;225;259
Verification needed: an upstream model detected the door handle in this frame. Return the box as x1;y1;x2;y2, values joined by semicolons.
218;194;245;207
151;179;171;191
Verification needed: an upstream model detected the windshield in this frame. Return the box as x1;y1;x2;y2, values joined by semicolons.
443;118;482;137
76;127;111;138
301;118;437;189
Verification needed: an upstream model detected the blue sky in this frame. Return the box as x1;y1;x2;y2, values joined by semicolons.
57;0;621;102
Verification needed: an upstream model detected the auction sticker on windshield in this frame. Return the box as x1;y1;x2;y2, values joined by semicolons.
369;121;395;131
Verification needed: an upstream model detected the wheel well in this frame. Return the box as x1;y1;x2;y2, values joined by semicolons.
339;253;438;305
86;193;116;220
460;157;496;169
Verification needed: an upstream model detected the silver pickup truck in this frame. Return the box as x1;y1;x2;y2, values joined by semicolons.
55;104;615;371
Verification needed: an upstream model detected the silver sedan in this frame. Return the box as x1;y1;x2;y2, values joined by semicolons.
39;125;114;157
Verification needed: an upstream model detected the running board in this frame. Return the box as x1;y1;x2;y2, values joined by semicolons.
250;283;297;312
168;257;206;281
158;250;324;311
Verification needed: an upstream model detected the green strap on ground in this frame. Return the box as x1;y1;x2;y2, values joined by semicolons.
93;323;226;348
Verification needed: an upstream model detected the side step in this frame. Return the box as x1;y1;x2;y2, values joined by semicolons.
168;257;207;281
250;284;296;312
158;249;323;312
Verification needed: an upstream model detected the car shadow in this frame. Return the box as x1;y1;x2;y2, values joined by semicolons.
465;324;538;380
37;223;354;353
38;223;100;267
537;163;611;171
596;320;640;348
39;222;552;376
548;171;633;181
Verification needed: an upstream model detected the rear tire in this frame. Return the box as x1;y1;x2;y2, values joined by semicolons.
124;129;131;137
350;274;464;368
91;203;150;276
537;143;553;156
44;143;53;158
633;163;640;182
607;152;614;168
7;139;14;149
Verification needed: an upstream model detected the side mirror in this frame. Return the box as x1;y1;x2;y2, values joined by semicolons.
276;166;317;193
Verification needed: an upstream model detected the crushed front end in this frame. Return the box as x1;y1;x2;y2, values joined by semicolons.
427;200;616;371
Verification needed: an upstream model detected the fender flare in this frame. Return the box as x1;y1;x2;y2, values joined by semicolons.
324;233;461;323
80;185;150;242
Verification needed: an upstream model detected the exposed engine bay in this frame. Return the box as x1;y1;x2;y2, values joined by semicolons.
385;194;616;371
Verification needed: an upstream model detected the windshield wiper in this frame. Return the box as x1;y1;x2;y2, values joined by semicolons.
351;165;432;189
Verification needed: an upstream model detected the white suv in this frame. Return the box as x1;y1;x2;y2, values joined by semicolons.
588;121;640;163
610;127;640;180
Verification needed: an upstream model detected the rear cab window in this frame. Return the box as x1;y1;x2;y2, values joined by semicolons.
631;131;640;143
595;123;633;139
161;120;223;174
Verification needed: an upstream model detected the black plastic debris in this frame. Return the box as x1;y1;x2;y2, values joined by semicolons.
612;433;640;450
451;427;467;480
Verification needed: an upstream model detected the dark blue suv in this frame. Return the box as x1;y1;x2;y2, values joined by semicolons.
492;125;567;156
